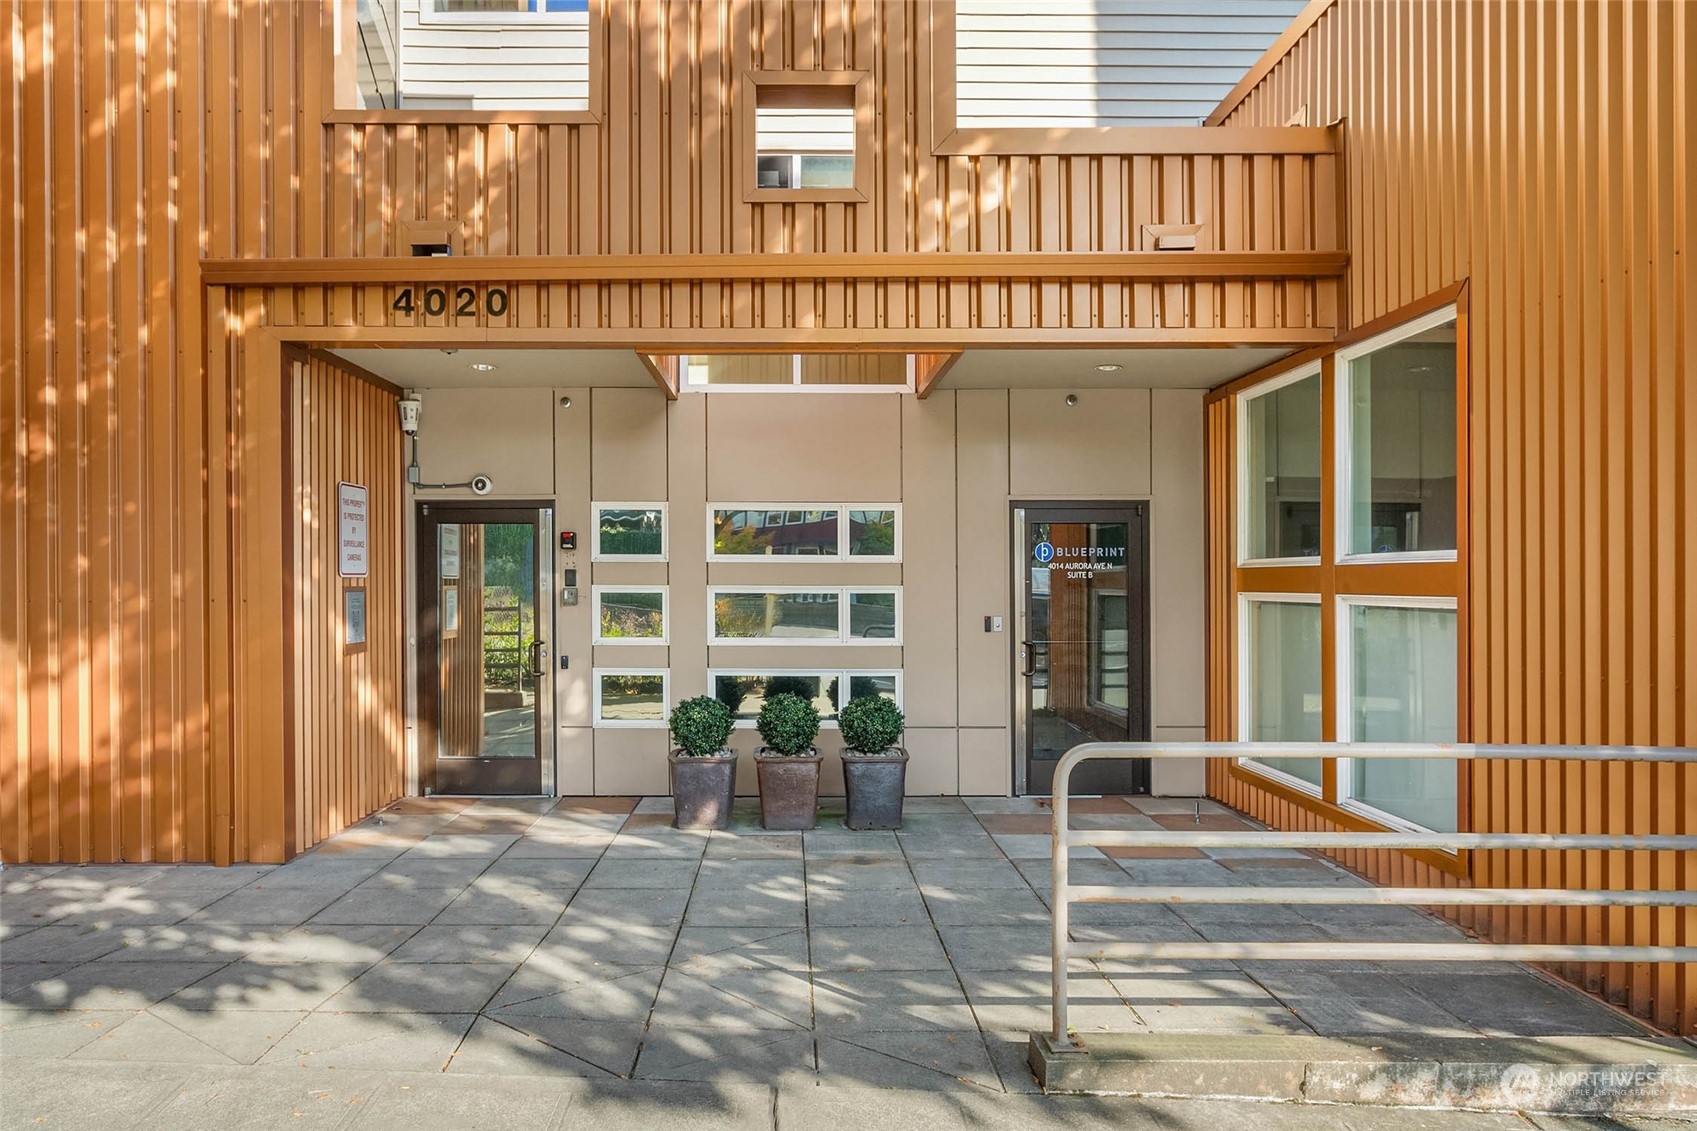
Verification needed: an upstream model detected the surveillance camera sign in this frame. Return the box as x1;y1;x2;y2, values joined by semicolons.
338;482;369;578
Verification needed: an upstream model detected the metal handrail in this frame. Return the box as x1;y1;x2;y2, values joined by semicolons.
1047;742;1697;1052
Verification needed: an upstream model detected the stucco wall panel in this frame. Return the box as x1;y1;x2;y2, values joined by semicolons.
705;394;903;502
1008;389;1152;497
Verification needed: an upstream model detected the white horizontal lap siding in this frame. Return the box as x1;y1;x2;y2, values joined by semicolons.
398;0;589;111
755;108;855;155
954;0;1309;128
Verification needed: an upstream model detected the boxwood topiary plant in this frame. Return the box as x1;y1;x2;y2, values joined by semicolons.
756;692;820;756
838;695;904;755
669;695;735;757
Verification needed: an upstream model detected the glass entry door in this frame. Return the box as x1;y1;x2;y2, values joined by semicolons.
1015;505;1150;795
417;503;553;795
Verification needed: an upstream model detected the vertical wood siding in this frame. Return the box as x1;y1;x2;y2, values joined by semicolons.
1209;0;1695;1033
288;354;405;854
2;0;1333;864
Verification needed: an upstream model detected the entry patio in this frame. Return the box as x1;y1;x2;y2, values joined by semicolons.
3;793;1658;1098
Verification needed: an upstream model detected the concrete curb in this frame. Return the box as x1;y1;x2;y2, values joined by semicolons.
1028;1032;1697;1114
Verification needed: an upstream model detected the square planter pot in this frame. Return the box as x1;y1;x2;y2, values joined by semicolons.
753;748;822;831
669;750;738;830
841;747;909;830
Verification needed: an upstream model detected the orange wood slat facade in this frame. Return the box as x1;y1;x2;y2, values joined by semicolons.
1;0;1340;865
285;352;406;856
1206;0;1696;1034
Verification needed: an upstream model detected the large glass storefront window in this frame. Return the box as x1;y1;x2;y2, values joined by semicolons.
1232;297;1462;833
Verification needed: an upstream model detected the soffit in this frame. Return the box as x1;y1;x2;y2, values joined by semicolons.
329;345;1294;392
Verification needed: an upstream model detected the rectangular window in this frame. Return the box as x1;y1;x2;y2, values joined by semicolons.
709;505;900;562
1239;367;1322;563
709;587;901;645
710;670;901;727
1240;596;1324;791
1339;311;1459;558
592;587;667;645
684;354;911;391
1339;600;1458;832
593;670;668;727
756;87;855;189
592;503;666;561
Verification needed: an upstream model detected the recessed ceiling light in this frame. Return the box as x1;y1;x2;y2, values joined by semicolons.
1094;363;1122;372
469;362;497;372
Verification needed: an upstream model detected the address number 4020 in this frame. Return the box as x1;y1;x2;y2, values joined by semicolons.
391;286;510;318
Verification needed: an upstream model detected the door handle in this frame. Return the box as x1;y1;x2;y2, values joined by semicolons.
528;639;547;680
1021;641;1037;678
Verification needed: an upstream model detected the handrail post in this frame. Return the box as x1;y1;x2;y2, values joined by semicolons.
1050;751;1073;1048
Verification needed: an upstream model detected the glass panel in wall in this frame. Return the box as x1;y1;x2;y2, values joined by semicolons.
798;355;907;385
712;591;840;640
596;590;664;641
713;674;836;722
1346;319;1458;554
845;592;897;640
1348;604;1458;831
688;355;794;385
847;509;897;556
597;672;666;723
596;506;664;558
846;674;898;707
712;509;840;557
1244;599;1323;788
1242;372;1322;560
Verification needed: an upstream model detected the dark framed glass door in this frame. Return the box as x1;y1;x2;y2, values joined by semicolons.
417;502;553;795
1015;504;1150;795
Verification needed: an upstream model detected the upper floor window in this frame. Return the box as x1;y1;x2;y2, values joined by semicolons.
756;93;855;190
740;72;873;203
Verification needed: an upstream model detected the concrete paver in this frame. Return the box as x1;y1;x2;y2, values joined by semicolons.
3;794;1684;1126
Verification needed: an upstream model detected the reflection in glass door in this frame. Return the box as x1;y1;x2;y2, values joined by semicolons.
1015;505;1149;795
417;504;553;795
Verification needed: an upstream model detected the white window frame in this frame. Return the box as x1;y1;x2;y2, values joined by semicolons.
419;0;590;26
1235;592;1325;798
705;504;901;563
590;502;668;563
592;668;670;728
1236;362;1324;568
591;585;669;646
681;354;915;393
707;586;902;646
1334;593;1460;836
708;669;904;730
1333;304;1460;566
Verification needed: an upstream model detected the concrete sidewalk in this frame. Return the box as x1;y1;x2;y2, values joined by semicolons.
1;794;1681;1125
